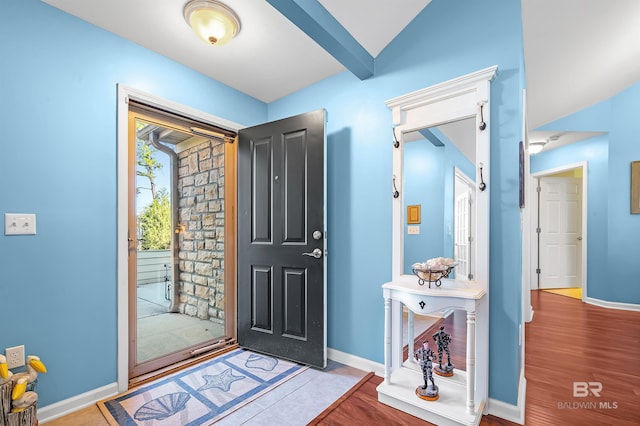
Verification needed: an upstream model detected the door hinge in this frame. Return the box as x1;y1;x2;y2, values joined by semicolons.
536;186;542;193
536;268;541;274
536;227;541;234
468;273;474;280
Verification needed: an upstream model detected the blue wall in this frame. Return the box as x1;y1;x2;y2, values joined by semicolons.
403;140;446;271
608;83;640;303
402;137;475;274
530;136;609;297
0;0;266;406
532;81;640;303
0;0;526;409
269;0;524;404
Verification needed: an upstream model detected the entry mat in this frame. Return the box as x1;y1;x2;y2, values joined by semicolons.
98;348;307;425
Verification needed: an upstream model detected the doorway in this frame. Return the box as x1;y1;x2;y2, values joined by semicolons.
236;110;327;368
454;167;475;281
117;86;240;388
530;162;587;299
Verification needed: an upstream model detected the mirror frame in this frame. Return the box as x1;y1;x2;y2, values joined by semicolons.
387;65;498;292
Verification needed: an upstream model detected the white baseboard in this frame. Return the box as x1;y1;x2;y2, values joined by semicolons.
327;347;385;377
488;369;525;424
38;382;118;424
585;297;640;312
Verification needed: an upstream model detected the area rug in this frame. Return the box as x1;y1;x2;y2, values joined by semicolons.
97;348;307;425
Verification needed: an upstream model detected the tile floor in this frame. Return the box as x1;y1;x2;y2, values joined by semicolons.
137;282;225;362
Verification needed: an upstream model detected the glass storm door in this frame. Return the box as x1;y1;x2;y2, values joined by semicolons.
128;106;235;379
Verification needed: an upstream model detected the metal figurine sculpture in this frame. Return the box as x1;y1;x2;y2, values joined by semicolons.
414;342;438;401
432;325;455;376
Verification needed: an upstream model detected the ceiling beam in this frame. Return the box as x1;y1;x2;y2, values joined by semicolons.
266;0;374;80
419;128;445;147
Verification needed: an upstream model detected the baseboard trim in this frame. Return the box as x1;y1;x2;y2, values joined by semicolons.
585;297;640;312
38;382;118;424
327;347;385;377
488;369;525;424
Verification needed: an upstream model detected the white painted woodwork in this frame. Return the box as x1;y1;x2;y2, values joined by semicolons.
538;177;583;289
454;168;475;280
379;66;497;425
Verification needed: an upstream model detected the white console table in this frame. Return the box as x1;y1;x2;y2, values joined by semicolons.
377;276;488;426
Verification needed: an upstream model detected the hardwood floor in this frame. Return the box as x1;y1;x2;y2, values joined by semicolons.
524;290;640;425
403;308;467;371
42;291;640;425
311;291;640;425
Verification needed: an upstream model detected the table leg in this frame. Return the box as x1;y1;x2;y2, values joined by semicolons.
407;310;414;362
466;310;476;414
384;297;391;383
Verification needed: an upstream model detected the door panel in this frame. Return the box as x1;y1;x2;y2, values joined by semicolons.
539;177;582;289
238;110;326;368
252;138;273;243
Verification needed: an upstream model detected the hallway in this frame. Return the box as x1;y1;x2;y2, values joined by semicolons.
524;290;640;424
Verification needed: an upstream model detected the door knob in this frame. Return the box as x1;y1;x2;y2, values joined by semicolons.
302;248;323;259
577;236;583;240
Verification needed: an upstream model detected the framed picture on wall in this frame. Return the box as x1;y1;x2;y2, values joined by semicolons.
407;205;421;224
632;161;640;214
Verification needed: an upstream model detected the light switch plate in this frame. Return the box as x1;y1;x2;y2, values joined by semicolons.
407;225;420;235
5;213;37;235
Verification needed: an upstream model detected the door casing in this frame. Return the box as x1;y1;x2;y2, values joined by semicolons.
116;85;242;391
529;162;588;299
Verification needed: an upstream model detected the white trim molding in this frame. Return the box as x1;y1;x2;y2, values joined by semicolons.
585;297;640;312
530;161;588;301
38;383;118;424
488;369;526;424
327;347;385;377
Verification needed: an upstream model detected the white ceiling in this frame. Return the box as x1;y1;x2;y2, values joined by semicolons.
42;0;640;145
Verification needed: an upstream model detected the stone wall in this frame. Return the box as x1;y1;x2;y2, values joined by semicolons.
176;138;225;324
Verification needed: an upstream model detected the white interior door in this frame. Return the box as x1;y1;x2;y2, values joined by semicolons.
538;177;582;289
454;169;475;280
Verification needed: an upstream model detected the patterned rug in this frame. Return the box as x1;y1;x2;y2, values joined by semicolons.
97;348;307;425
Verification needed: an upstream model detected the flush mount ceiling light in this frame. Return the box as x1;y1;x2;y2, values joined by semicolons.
183;0;241;46
528;140;547;155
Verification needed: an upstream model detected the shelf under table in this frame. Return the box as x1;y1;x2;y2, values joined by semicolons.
377;366;484;426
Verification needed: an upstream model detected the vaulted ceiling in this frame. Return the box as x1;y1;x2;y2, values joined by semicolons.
42;0;640;145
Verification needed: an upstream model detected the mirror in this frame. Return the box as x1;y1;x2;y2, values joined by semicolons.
402;117;477;280
387;65;496;289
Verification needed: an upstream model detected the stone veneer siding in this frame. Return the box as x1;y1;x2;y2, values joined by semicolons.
177;138;225;325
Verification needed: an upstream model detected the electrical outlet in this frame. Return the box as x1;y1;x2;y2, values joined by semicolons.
6;345;25;369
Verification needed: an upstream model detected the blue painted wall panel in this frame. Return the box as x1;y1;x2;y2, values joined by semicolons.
0;0;266;406
608;83;640;303
531;81;640;303
269;0;524;404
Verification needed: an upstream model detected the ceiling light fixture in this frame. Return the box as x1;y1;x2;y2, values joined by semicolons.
528;140;547;155
183;0;241;46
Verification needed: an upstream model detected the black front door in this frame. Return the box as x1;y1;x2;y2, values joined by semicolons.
237;110;326;368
